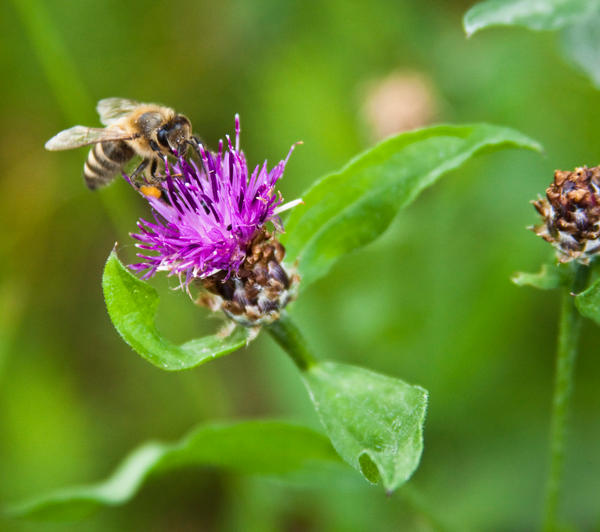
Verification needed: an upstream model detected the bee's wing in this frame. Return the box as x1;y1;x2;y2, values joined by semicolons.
44;126;133;151
96;97;144;126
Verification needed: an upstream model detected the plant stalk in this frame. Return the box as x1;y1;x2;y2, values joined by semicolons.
266;312;317;371
542;263;590;531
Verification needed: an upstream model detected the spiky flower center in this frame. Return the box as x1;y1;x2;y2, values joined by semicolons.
128;116;300;325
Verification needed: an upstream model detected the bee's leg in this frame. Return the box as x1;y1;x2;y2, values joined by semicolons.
148;141;168;179
135;157;166;200
129;158;150;184
138;157;171;202
149;158;159;184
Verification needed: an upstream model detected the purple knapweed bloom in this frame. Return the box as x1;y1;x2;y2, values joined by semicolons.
129;116;299;292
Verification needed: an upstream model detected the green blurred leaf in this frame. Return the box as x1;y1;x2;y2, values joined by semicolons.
575;277;600;323
464;0;600;88
561;14;600;88
281;124;541;289
10;0;94;123
463;0;597;37
102;250;249;371
7;420;341;521
302;361;428;493
511;262;570;290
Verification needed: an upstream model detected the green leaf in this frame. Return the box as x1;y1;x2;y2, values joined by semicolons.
463;0;598;37
575;277;600;324
561;14;600;89
102;250;249;371
463;0;600;88
281;124;541;290
511;262;570;290
302;361;428;493
7;420;341;521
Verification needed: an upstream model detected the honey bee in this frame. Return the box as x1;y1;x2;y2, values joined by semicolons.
45;98;193;190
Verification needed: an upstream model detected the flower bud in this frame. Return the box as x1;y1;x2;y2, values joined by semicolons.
532;166;600;264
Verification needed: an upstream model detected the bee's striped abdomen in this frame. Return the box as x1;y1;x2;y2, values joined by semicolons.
83;141;134;189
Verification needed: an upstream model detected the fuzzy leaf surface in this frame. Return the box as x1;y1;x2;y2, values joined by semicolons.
463;0;597;36
102;251;249;370
302;361;428;493
281;124;541;289
7;421;340;521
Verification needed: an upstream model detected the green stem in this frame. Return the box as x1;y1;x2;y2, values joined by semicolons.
542;263;590;532
266;313;317;371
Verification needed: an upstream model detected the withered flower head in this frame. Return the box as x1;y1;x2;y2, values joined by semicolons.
532;166;600;264
198;229;298;326
128;116;300;326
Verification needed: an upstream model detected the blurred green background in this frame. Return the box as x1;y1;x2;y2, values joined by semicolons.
1;0;599;530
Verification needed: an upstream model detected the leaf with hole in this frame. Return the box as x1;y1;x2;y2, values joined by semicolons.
302;361;428;493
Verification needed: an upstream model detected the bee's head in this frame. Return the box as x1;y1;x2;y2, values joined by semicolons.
156;114;192;155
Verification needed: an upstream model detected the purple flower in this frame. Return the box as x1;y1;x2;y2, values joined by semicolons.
129;116;297;287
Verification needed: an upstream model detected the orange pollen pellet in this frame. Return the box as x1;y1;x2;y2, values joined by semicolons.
140;185;162;199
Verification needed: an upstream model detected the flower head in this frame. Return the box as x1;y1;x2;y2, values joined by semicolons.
130;116;294;282
129;116;300;325
533;166;600;264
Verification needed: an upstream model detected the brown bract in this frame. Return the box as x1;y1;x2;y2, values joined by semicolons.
196;230;299;326
533;166;600;264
